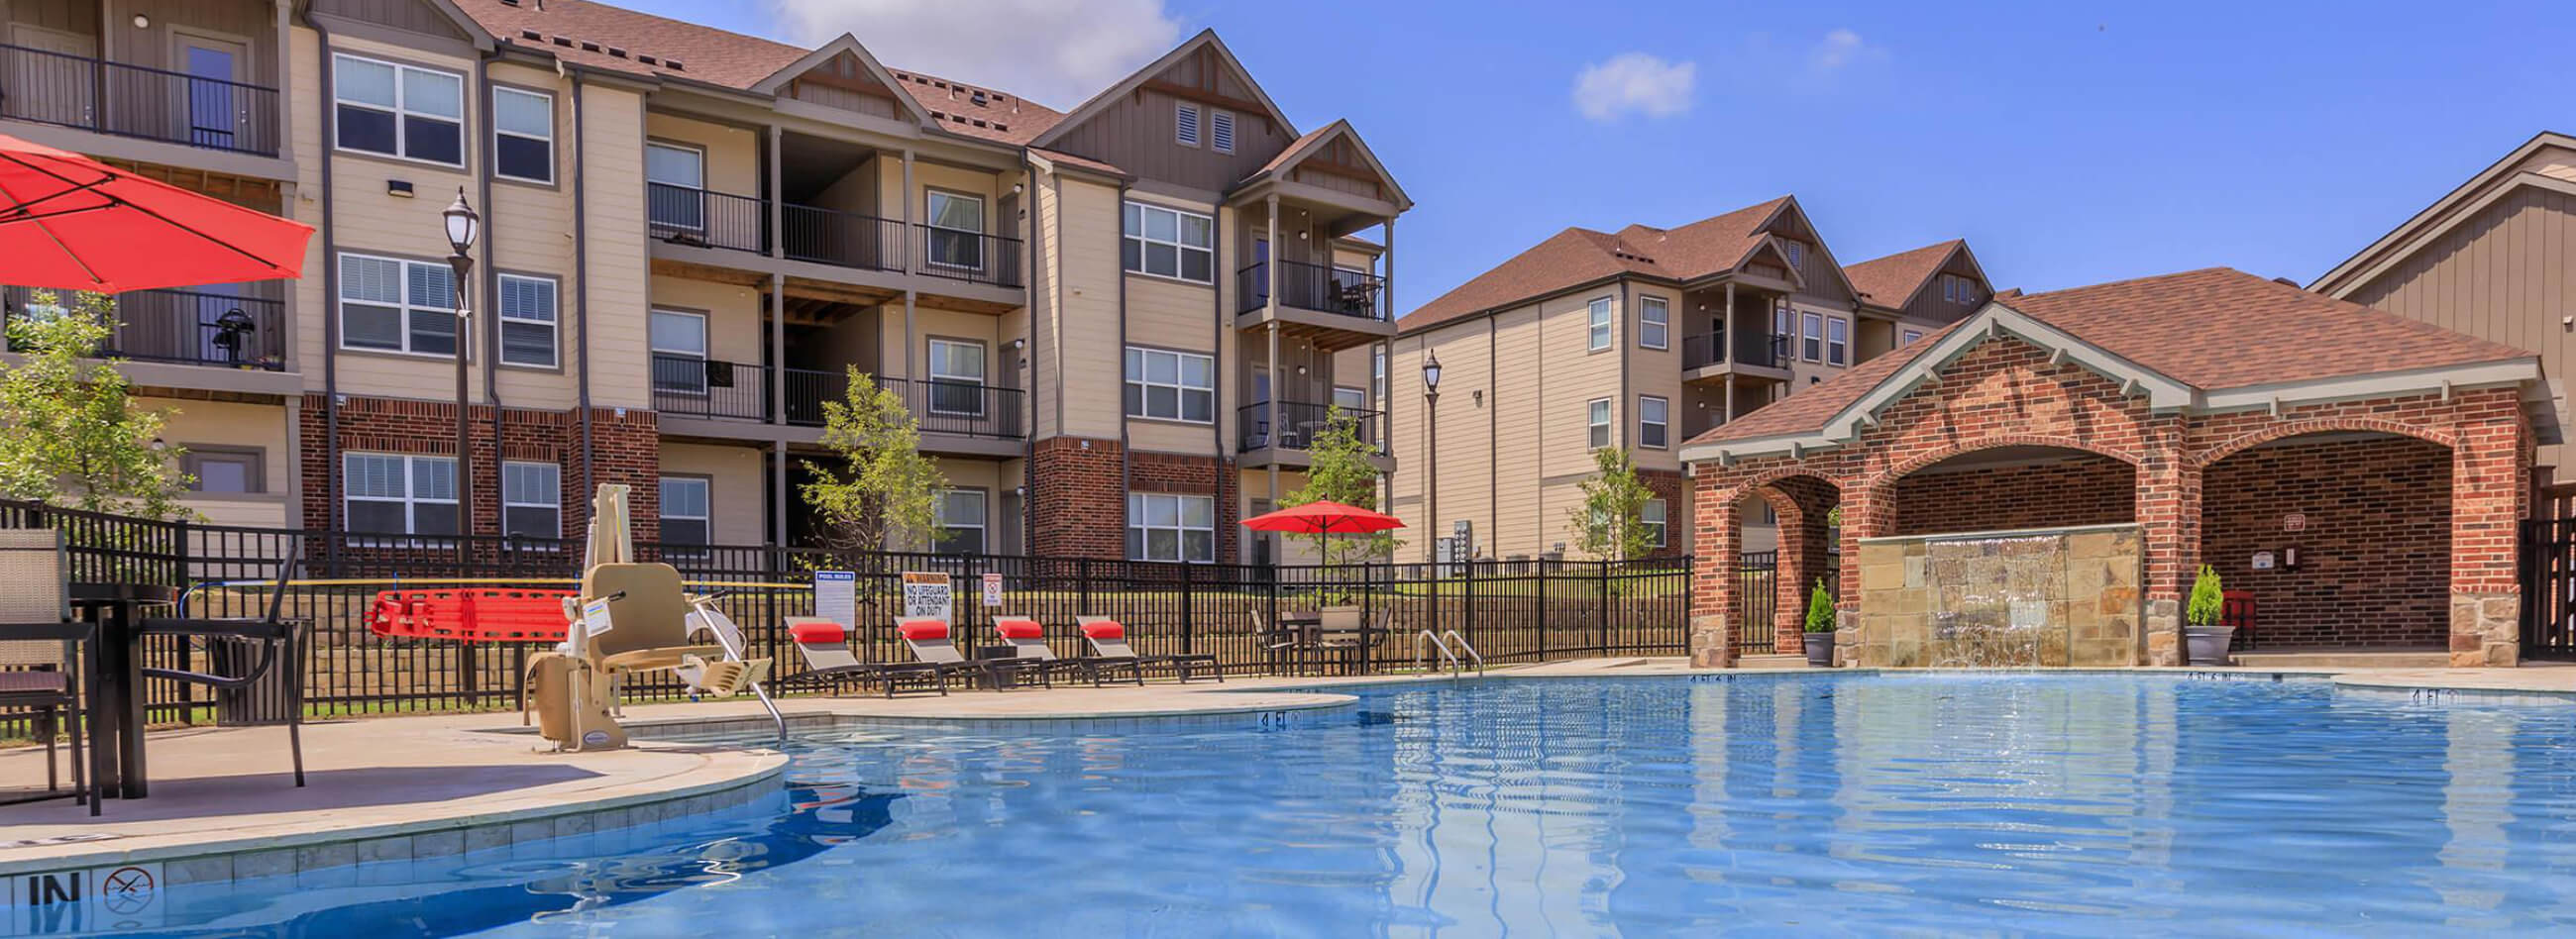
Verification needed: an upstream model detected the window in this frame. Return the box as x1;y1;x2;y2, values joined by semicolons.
1586;398;1611;449
183;448;262;494
1801;311;1825;363
937;489;987;554
492;86;553;182
1127;492;1215;563
924;190;986;270
339;253;457;356
645;143;705;231
1175;102;1201;147
1638;395;1668;449
1901;328;1924;347
659;476;710;545
333;54;462;164
650;309;708;394
1210;109;1235;154
501;461;560;538
926;339;988;416
1643;499;1667;548
1827;316;1849;365
1638;296;1668;350
1334;385;1368;413
1587;297;1613;352
1124;346;1216;422
497;273;558;367
1122;202;1215;282
1782;241;1803;271
1944;274;1979;304
344;453;456;536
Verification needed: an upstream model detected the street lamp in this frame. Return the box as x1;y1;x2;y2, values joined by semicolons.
1421;351;1441;564
443;189;479;544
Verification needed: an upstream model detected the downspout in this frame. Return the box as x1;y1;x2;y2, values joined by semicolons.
569;67;594;499
1212;196;1225;560
1117;180;1132;522
479;56;501;532
1018;160;1037;554
314;14;342;562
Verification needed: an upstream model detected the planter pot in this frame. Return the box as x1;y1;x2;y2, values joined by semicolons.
2185;625;2236;667
1804;631;1835;668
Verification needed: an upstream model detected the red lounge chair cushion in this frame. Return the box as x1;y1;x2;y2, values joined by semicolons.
995;619;1043;639
790;621;845;645
1081;620;1124;641
900;619;949;641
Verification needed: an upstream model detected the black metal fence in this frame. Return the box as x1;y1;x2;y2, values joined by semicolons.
0;44;281;156
2;499;1691;737
5;283;290;370
1236;401;1384;454
648;182;769;254
783;204;904;271
1235;260;1385;319
913;225;1023;288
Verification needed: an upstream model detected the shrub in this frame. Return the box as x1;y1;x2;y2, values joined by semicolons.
1803;578;1836;633
2187;565;2225;628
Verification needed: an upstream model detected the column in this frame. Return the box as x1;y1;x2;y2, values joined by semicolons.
1771;492;1809;656
2133;424;2200;667
1689;473;1741;669
769;272;786;423
1264;195;1282;518
1836;478;1886;668
2450;408;2528;667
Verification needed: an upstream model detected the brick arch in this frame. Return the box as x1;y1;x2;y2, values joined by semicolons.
1711;467;1848;513
2192;418;2457;470
1875;433;2143;487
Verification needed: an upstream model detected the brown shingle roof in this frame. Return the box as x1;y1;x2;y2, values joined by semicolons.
1685;267;2532;447
886;68;1063;145
1843;240;1961;310
1398;196;1790;333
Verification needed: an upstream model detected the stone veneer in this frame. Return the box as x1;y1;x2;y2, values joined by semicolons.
1853;524;2144;668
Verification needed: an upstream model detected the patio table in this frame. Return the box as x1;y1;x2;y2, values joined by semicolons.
69;581;179;800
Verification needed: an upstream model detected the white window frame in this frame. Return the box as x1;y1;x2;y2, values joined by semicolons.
337;252;458;358
495;272;558;368
1901;327;1924;346
343;453;456;537
1643;498;1667;548
650;308;709;395
1333;385;1368;414
1801;311;1825;363
1827;316;1849;366
923;189;987;271
500;460;560;539
1638;395;1669;449
1175;101;1202;147
1587;297;1613;352
1127;492;1217;564
1124;346;1217;423
1210;108;1235;154
1637;295;1669;351
658;476;711;545
937;488;988;555
1783;241;1803;271
926;338;989;417
1122;201;1215;283
1586;397;1611;449
332;53;465;166
490;85;554;183
644;141;707;232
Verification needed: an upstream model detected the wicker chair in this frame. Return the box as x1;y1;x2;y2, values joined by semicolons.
0;529;88;808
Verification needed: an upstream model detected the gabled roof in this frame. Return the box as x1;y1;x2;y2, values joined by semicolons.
1029;29;1297;152
1844;239;1979;311
2312;131;2576;295
886;68;1064;145
1680;267;2544;461
1234;119;1412;210
1401;195;1870;334
751;35;936;126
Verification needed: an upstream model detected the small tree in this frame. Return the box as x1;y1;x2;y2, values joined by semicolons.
800;366;948;556
1804;578;1836;633
1281;406;1397;567
0;290;192;519
1566;447;1657;562
2187;564;2225;628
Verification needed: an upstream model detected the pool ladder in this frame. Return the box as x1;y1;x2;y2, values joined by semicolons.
1415;630;1485;678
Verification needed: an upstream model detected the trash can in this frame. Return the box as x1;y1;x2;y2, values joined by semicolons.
211;635;305;726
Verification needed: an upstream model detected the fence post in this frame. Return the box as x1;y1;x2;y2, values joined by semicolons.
1179;561;1194;656
1077;558;1093;617
1538;558;1552;661
1462;560;1477;658
1598;561;1612;656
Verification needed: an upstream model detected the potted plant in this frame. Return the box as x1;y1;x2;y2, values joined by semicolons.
2184;565;2232;666
1803;578;1837;668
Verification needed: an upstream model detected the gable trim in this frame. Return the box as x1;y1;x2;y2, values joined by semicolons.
1760;197;1865;304
2315;170;2576;300
748;34;936;127
2312;131;2576;293
1870;241;1976;313
1235;119;1412;210
1029;30;1298;151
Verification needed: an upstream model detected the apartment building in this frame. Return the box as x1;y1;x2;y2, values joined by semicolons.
0;0;1407;561
1386;196;1988;560
2308;131;2576;482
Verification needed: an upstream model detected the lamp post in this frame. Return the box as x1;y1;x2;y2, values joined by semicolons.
443;189;480;545
1421;351;1442;564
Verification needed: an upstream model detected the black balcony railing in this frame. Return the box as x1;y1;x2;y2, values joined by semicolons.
4;283;287;369
647;182;768;254
1235;260;1386;319
912;225;1023;288
652;354;767;421
783;368;1023;439
783;204;904;271
0;44;280;156
1679;331;1792;370
1238;400;1383;454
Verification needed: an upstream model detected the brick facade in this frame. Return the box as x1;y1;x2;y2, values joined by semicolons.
1028;436;1126;559
1130;450;1240;565
301;394;662;543
1888;456;2136;536
2200;436;2451;648
1688;334;2529;669
1639;470;1687;560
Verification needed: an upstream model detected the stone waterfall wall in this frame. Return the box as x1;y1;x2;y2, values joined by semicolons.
1853;523;2145;668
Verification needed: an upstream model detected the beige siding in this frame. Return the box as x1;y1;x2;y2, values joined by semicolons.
153;397;294;528
488;61;581;409
1127;274;1217;355
1626;286;1683;473
650;276;763;366
645;112;759;197
1051;175;1124;439
1028;169;1063;438
581;81;652;411
658;443;765;546
1490;307;1544;557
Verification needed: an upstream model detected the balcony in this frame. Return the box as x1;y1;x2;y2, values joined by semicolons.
783;205;903;271
0;45;280;156
648;183;769;254
1238;400;1386;461
4;283;286;370
651;355;769;421
1235;260;1385;320
912;225;1023;289
784;369;1023;439
1680;331;1792;377
649;185;1026;292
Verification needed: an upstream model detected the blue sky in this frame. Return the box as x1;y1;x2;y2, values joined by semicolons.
629;0;2570;306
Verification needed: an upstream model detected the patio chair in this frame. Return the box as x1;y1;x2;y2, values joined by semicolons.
996;616;1135;687
781;617;949;698
0;529;89;809
1314;607;1370;676
901;619;1046;690
1256;609;1317;677
1079;616;1222;683
137;537;309;787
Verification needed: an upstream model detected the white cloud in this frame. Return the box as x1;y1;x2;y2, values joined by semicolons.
770;0;1184;110
1570;52;1696;122
1810;29;1880;72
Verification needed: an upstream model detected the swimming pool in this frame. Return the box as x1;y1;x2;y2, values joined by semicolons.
118;674;2576;935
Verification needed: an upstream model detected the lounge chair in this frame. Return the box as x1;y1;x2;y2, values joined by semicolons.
782;617;949;697
901;619;1047;690
996;616;1136;687
1078;616;1223;683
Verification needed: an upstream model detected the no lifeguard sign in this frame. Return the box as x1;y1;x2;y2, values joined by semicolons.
902;572;954;624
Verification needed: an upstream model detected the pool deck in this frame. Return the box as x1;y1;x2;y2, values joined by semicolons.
3;658;2572;884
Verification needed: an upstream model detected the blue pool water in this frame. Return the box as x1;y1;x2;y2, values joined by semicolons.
101;675;2576;935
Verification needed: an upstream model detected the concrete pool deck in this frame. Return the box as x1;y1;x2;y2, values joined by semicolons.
4;658;2572;885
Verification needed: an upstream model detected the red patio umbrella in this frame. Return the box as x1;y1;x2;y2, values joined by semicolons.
1241;500;1407;535
0;133;313;293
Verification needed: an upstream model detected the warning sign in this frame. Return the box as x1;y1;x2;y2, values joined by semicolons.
902;572;953;624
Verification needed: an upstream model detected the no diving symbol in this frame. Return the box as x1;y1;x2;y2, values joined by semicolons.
100;865;155;915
